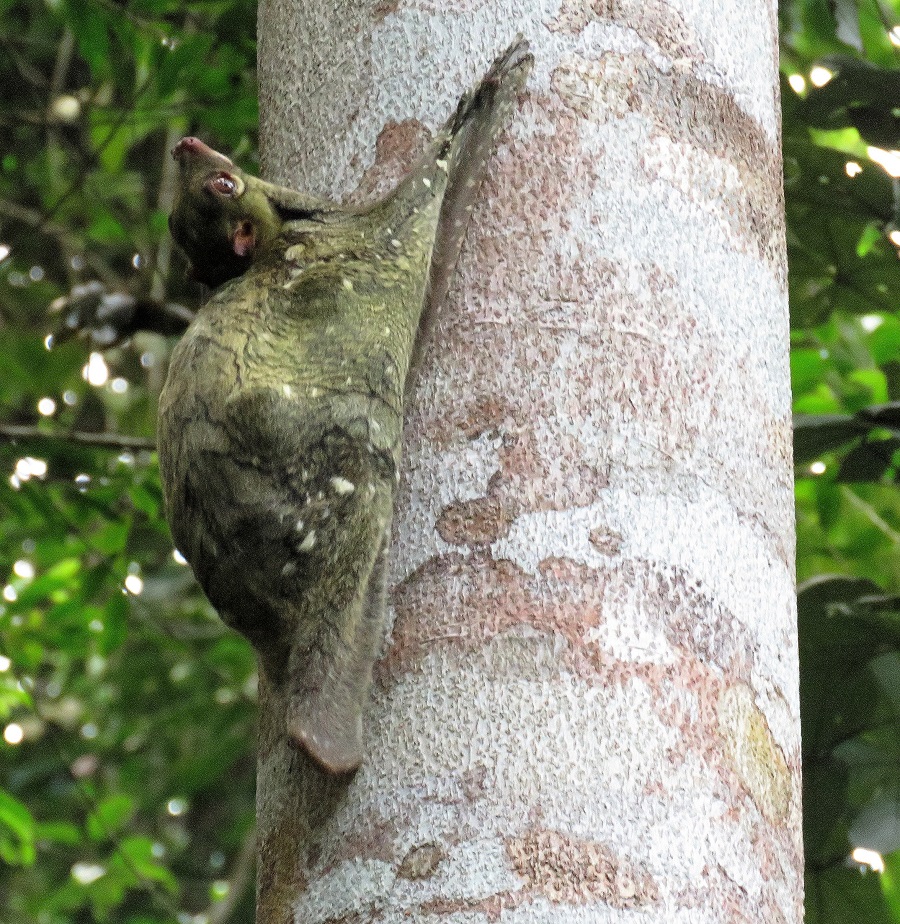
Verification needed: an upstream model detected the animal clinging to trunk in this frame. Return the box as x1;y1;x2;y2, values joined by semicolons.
157;39;533;773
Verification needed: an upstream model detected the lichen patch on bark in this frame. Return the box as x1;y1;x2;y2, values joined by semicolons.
439;392;516;444
717;683;792;824
548;0;702;64
383;551;605;683
397;841;445;880
350;118;432;203
507;828;659;907
549;51;784;275
372;0;400;21
437;495;514;545
588;527;622;555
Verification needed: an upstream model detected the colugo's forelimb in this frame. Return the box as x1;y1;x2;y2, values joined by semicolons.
158;38;533;773
408;38;533;381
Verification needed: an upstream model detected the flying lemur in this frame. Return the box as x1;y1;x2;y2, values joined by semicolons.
157;39;533;773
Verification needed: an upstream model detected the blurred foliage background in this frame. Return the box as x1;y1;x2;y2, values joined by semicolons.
3;0;900;921
0;1;259;921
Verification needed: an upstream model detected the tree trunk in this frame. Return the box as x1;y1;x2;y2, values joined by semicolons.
255;3;802;923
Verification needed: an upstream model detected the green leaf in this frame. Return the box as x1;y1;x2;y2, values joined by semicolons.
857;0;896;67
157;34;214;97
881;851;900;920
856;221;883;257
12;557;83;609
65;0;113;80
116;836;178;893
870;320;900;366
34;820;82;846
87;793;135;842
836;439;900;482
0;790;35;866
807;864;895;924
89;518;131;555
794;414;864;462
792;347;828;395
87;213;130;245
0;790;35;843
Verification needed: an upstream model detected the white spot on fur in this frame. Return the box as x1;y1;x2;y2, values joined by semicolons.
281;562;297;576
298;530;316;552
436;159;448;172
342;278;353;291
295;519;305;532
422;177;431;188
283;384;292;397
330;477;355;495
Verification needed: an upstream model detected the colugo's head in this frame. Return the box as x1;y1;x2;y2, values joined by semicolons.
169;137;282;287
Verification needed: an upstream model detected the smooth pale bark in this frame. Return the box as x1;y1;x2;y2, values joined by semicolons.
256;2;802;923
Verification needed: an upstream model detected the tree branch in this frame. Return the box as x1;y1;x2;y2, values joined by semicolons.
0;423;156;451
48;281;194;347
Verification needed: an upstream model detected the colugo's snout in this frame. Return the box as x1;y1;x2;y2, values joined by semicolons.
171;136;235;170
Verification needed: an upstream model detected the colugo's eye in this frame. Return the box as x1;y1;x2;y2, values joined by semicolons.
207;173;238;197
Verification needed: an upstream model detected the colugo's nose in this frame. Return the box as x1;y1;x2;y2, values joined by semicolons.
171;136;215;160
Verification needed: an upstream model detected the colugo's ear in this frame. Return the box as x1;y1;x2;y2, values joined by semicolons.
232;220;256;258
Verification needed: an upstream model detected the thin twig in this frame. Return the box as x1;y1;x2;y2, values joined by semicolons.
841;485;900;545
152;123;183;301
49;28;74;98
0;423;156;452
47;27;77;285
0;36;47;89
40;72;154;229
0;198;124;288
206;831;256;924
